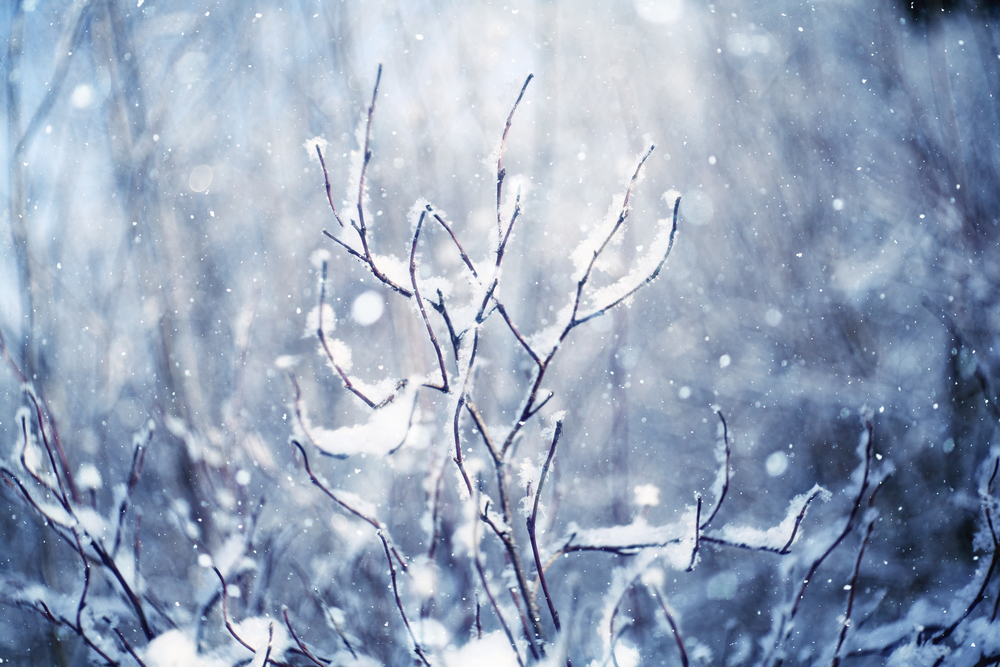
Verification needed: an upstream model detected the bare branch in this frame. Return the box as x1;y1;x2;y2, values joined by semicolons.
701;409;732;530
315;145;345;227
427;205;479;279
379;531;432;667
410;210;450;392
686;495;702;572
283;607;327;667
356;64;381;240
648;585;689;667
471;490;526;667
213;566;255;653
496;74;534;241
528;420;564;632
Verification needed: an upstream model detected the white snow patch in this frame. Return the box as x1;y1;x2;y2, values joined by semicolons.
143;630;227;667
308;382;416;457
633;484;660;507
713;484;829;551
304;304;337;338
77;463;103;491
303;136;329;162
443;631;520;667
584;201;677;314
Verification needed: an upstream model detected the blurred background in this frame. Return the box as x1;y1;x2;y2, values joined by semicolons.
3;0;1000;664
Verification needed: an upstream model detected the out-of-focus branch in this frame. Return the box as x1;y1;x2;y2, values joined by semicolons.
471;489;525;667
292;440;407;571
283;607;327;667
648;584;689;667
832;483;883;667
379;532;432;667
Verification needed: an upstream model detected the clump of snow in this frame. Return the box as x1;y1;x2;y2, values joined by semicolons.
304;304;337;338
414;617;450;650
584;203;678;314
540;411;565;440
143;630;226;667
563;507;698;569
713;484;829;551
407;198;432;235
319;338;353;372
234;617;290;664
611;640;641;667
518;457;541;492
307;382;416;457
443;631;520;667
274;355;298;370
310;247;331;269
640;567;665;589
303;136;329;162
77;463;103;491
370;253;411;288
633;483;660;507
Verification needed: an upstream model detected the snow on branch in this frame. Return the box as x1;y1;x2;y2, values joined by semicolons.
705;484;830;554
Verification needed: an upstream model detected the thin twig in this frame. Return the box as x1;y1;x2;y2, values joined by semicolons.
832;488;882;667
106;616;148;667
409;210;449;392
379;531;432;667
649;585;689;667
113;424;152;557
292;440;380;531
496;74;534;241
528;420;564;632
213;566;256;653
686;495;702;572
701;409;731;530
472;490;526;667
26;388;79;505
283;607;326;667
315;145;344;227
428;206;478;278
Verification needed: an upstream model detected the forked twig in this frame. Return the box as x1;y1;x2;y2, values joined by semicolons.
410;210;449;392
471;489;526;667
315;259;401;408
832;483;884;667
